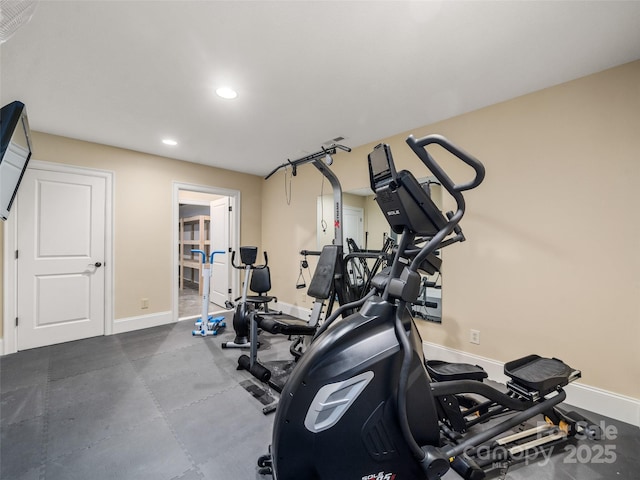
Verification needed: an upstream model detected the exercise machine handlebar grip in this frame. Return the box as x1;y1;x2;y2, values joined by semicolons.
406;134;485;195
230;249;268;269
299;249;321;256
264;144;351;180
446;211;465;242
209;250;226;264
191;249;207;264
406;135;484;273
252;251;269;270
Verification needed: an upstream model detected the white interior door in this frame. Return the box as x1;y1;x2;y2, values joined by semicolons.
343;206;364;249
17;168;106;350
210;196;230;308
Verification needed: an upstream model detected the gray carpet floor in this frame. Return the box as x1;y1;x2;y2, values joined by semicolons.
1;315;638;479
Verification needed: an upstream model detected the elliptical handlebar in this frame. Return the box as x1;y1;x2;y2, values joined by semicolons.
404;135;485;272
406;134;485;195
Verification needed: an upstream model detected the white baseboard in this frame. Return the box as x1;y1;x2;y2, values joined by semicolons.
423;341;640;427
175;301;640;426
113;310;174;335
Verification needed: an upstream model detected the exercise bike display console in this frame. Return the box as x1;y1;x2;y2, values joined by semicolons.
259;134;598;480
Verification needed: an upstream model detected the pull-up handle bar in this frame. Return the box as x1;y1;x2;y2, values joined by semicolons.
264;144;351;180
265;143;351;247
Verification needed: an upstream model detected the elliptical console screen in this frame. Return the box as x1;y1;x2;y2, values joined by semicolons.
368;143;447;236
368;143;396;191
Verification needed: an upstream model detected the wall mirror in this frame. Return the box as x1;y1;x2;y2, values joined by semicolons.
316;178;444;323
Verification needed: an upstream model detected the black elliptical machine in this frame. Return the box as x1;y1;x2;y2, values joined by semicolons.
258;134;599;479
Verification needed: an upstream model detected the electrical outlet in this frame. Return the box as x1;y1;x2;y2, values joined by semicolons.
470;329;480;345
141;298;149;309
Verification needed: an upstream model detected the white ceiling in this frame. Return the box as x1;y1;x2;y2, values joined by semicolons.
2;1;639;177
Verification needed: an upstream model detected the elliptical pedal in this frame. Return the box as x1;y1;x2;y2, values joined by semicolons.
504;355;580;401
426;360;488;382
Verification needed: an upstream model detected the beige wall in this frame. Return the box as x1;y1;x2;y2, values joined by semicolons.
2;62;638;401
0;133;262;336
262;61;640;399
178;190;222;204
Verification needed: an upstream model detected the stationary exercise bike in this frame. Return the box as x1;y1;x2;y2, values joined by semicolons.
258;134;598;479
221;246;269;349
238;243;360;412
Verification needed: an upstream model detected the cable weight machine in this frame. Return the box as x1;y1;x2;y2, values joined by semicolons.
265;143;352;312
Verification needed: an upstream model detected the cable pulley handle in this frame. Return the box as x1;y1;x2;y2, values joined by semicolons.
191;249;206;264
209;250;226;264
406;134;485;194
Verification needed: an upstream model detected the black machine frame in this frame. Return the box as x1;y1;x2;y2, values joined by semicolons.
258;134;599;480
265;144;352;309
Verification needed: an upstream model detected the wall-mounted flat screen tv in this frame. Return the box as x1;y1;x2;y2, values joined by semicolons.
0;100;32;221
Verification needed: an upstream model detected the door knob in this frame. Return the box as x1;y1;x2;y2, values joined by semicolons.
94;262;102;268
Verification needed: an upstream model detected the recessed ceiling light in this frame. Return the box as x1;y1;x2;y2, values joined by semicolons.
216;87;238;99
162;138;178;146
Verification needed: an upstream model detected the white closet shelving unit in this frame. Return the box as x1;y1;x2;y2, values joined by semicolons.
179;215;210;296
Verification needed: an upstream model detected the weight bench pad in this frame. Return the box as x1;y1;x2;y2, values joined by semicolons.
307;245;340;300
257;316;316;336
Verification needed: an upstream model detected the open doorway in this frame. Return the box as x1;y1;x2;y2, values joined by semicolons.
173;183;240;321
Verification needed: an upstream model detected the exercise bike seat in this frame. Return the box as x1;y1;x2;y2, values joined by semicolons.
425;360;488;382
256;315;317;336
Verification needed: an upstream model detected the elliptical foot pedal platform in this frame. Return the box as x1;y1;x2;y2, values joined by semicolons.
426;360;488;382
504;355;580;401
